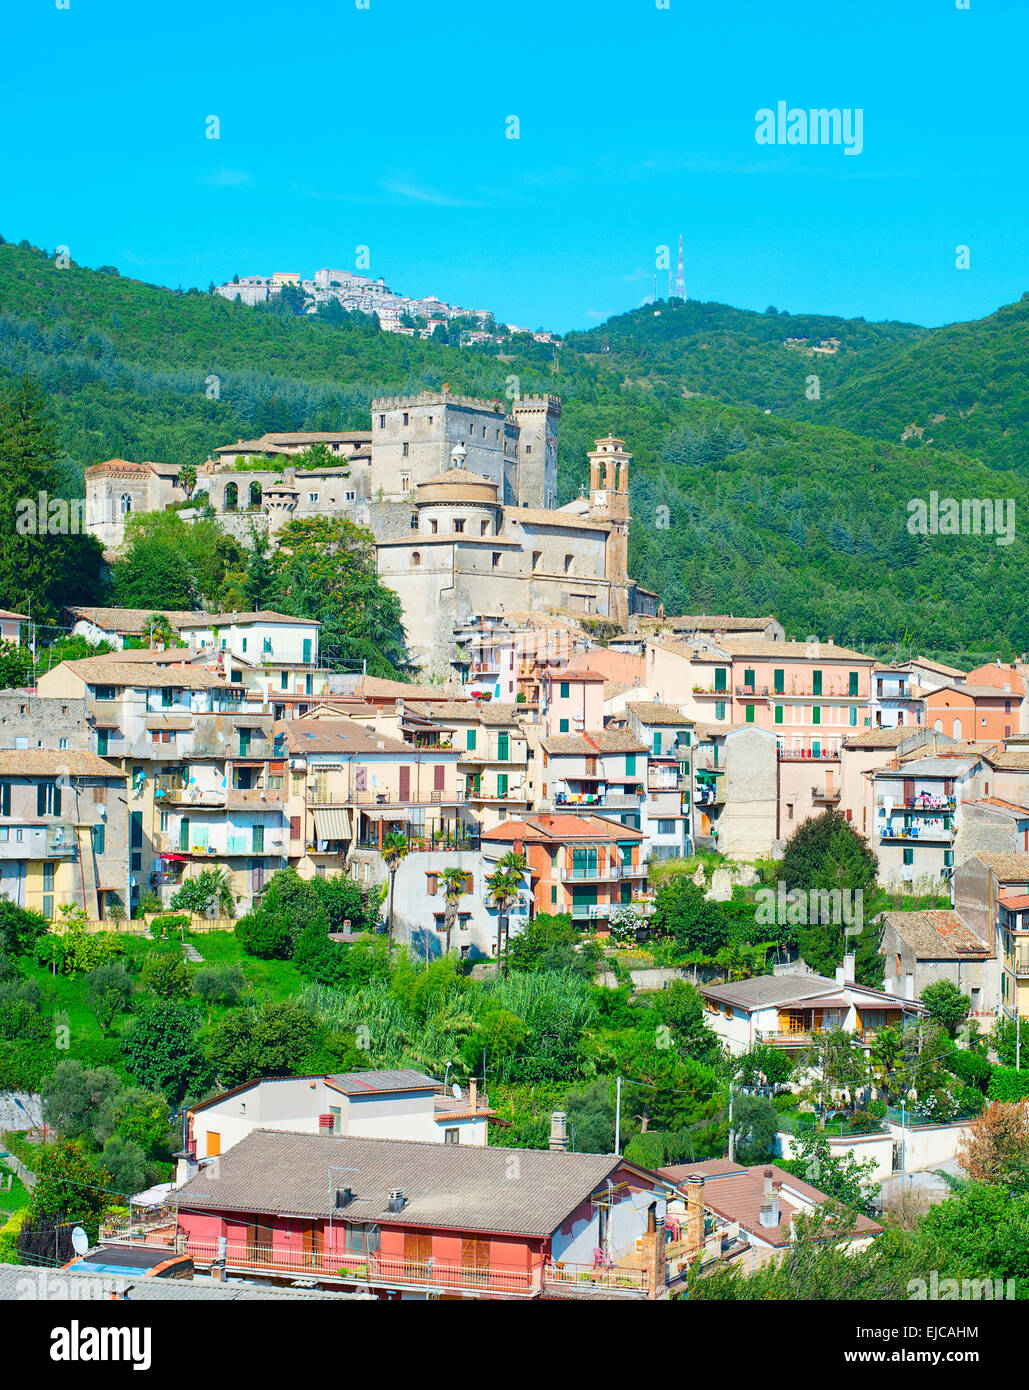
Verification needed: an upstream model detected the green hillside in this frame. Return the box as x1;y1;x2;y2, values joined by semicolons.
0;238;1026;661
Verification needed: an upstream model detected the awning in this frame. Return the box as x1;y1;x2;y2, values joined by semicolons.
313;808;352;841
145;715;193;730
360;807;412;822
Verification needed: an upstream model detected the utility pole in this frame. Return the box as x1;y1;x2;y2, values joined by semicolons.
615;1076;622;1156
727;1079;736;1163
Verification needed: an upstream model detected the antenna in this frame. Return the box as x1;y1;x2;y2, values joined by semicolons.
674;233;686;300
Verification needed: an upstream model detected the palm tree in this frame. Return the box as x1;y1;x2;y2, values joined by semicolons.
381;832;408;947
485;852;526;977
440;867;468;956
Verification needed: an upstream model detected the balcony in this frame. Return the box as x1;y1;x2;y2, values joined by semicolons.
542;1260;649;1296
0;822;80;861
177;1237;541;1296
560;862;644;883
811;786;841;803
876;796;956;812
879;823;953;842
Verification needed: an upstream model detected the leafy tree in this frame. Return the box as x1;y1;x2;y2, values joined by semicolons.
309;872;382;933
100;1135;149;1195
95;1086;171;1154
781;811;877;895
122;1000;210;1102
0;639;33;688
799;1027;867;1116
920;980;971;1038
957;1102;1029;1191
0;899;47;956
733;1094;779;1163
242;525;274;609
207;999;319;1085
22;1139;114;1252
735;1042;795;1089
235;908;294;959
170;867;235;918
140;951;194;999
650;876;729;955
775;1132;879;1213
42;1061;121;1139
193;964;246;1008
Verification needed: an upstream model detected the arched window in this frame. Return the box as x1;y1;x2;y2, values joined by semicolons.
933;719;943;733
249;481;262;509
224;482;238;512
952;718;963;741
119;494;132;515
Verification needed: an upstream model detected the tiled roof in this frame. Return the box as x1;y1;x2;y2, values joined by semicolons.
982;751;1029;770
542;730;648;756
842;727;913;749
969;797;1029;818
282;719;412;756
928;682;1019;700
665;615;779;632
625;702;694;727
56;660;236;690
326;1069;440;1095
406;701;522;727
699;973;838;1011
359;676;468;702
505;508;606;532
181;611;320;628
65;606;203;633
175;1130;637;1236
482;813;642;842
659;1161;881;1247
0;750;122;777
881;910;992;960
975;852;1029;882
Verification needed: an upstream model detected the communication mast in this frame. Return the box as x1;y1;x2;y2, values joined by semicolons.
674;234;686;299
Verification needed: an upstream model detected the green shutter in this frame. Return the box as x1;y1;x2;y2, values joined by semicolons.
849;707;858;726
179;817;190;852
849;671;859;696
303;638;312;663
812;670;822;696
714;667;727;693
130;811;143;849
560;682;569;699
812;706;821;725
773;669;784;694
774;705;783;725
745;705;755;723
497;773;509;798
744;669;755;689
467;729;477;751
497;732;509;761
715;701;726;720
559;719;569;733
625;754;636;775
653;731;662;755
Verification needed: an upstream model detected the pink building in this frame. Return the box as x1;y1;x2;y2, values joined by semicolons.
542;667;605;736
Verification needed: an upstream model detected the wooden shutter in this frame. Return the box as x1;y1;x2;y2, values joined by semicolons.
434;764;445;791
399;766;411;800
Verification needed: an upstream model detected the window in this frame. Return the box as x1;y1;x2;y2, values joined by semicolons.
252;824;265;853
428;518;438;533
903;847;914;865
812;706;821;725
37;782;61;816
307;493;319;504
944;849;954;867
492;552;501;568
94;685;116;701
497;732;509;761
774;705;783;725
551;885;557;904
58;738;68;750
409;513;418;529
657;819;676;835
345;491;355;502
715;701;726;720
92;824;105;854
497;773;509;798
402;411;409;426
653;731;662;755
812;670;822;696
280;670;288;690
714;667;727;693
0;783;8;816
625;754;637;775
401;475;410;491
745;705;755;723
378;414;386;428
444;1128;460;1145
532;550;542;570
849;706;858;726
564;554;573;573
849;671;859;697
43;862;55;893
466;729;477;751
343;1223;380;1255
453;518;466;534
131;811;143;849
402;442;409;458
773;669;784;694
481;520;489;536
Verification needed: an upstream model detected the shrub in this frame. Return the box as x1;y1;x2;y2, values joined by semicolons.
148;914;190;940
193;965;246;1007
987;1066;1029;1104
947;1046;992;1093
140;952;194;1000
0;1209;29;1264
235;909;293;960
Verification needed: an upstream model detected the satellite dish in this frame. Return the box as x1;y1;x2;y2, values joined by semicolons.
452;1082;462;1100
71;1226;89;1256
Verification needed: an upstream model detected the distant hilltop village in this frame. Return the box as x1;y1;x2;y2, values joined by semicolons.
213;268;560;345
84;390;659;673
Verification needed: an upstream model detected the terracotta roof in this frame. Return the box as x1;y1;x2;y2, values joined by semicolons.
542;730;647;756
65;606;203;634
0;610;28;622
999;894;1029;911
969;797;1029;818
505;508;606;532
0;750;122;777
881;910;992;960
358;676;468;702
910;656;969;678
53;659;237;690
715;637;872;662
282;719;414;756
842;727;913;749
928;682;1019;700
659;1161;881;1247
406;701;522;727
664;615;779;632
176;1130;652;1237
181;611;320;628
983;751;1029;770
482;813;642;843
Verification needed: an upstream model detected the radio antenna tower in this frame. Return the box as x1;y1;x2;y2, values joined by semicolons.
674;234;686;300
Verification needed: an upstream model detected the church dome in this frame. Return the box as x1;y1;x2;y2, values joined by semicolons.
416;468;500;506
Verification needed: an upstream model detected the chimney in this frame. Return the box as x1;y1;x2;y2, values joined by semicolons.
210;1260;226;1283
468;1079;478;1112
843;951;855;984
549;1110;568;1152
640;1202;667;1300
686;1174;705;1252
759;1171;780;1227
835;964;845;986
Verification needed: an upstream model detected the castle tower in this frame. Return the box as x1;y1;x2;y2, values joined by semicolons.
511;395;561;509
587;436;632;627
264;475;299;538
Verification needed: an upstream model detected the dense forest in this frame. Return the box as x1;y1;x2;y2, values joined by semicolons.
0;236;1027;663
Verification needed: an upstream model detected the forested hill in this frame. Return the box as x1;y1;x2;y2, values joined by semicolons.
1;237;1027;662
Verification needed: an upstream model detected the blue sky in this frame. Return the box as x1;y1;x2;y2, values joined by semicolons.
2;0;1026;332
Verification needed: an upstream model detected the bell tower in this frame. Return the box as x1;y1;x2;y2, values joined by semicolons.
587;436;631;626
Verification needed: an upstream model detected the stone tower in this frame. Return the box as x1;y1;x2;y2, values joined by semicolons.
587;436;632;626
511;395;561;509
264;474;299;538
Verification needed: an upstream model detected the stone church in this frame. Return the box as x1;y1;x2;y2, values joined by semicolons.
85;390;658;673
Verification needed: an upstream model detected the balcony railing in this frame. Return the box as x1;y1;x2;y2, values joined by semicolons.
811;786;841;802
178;1237;540;1295
560;863;644;883
876;797;956;812
542;1260;648;1294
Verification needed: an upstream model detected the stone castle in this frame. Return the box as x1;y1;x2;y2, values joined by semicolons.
85;391;658;673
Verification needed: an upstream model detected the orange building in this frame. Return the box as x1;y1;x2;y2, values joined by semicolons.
482;813;646;928
924;683;1020;744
